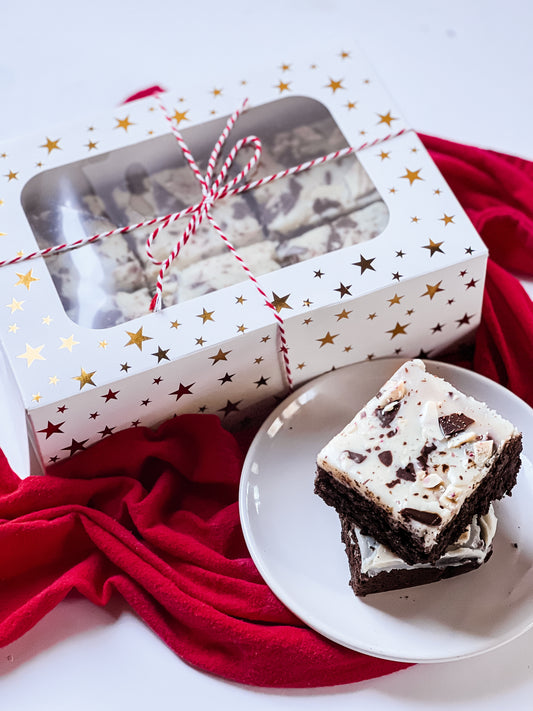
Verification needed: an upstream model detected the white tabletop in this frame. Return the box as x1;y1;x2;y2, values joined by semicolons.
1;1;533;707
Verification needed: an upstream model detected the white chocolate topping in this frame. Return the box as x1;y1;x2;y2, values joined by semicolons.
353;506;497;576
317;360;519;549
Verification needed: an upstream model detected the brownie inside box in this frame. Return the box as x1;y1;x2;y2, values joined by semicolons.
20;97;388;329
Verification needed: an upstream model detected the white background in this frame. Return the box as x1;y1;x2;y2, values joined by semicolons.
1;1;532;708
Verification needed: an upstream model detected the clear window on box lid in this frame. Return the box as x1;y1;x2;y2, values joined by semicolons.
21;96;389;329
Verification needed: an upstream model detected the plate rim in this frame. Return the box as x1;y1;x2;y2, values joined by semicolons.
239;357;533;663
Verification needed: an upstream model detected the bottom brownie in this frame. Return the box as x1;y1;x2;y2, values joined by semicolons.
339;508;496;597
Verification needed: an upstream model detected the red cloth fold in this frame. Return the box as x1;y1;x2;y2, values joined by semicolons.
0;126;532;688
0;416;405;687
420;134;533;406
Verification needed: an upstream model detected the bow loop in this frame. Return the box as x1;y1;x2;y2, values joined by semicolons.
211;135;263;199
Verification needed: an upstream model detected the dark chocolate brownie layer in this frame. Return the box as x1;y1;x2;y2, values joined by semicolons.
316;433;522;565
339;515;491;596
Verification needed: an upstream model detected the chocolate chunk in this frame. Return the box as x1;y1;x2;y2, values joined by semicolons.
386;428;398;438
344;450;367;463
374;401;400;427
378;450;393;466
396;462;416;481
400;508;442;526
386;478;401;489
313;197;341;214
417;442;437;469
438;412;475;438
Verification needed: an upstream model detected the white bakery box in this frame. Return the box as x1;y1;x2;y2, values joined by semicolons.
0;44;487;471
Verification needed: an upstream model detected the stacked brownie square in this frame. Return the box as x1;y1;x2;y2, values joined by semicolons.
315;359;522;596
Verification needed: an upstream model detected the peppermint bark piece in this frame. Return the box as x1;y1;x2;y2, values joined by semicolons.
315;359;522;564
176;241;279;302
110;163;264;277
253;156;379;241
275;202;388;267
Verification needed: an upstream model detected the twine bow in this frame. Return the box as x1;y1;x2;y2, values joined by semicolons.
147;97;263;313
147;96;294;388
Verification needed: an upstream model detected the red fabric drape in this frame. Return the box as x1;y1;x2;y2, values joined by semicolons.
421;134;533;406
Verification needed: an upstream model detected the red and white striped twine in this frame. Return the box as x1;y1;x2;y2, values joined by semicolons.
0;95;407;393
147;98;297;386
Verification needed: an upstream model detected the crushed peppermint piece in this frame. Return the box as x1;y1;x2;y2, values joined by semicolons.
422;472;443;488
447;431;477;448
473;439;494;466
376;381;406;409
419;401;442;440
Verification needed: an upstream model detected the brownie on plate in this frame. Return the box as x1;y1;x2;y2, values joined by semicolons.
315;359;522;565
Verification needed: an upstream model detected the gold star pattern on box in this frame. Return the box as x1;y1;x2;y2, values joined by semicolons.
400;168;423;185
73;367;97;390
40;138;61;154
270;293;292;312
0;46;488;465
377;111;397;127
125;327;152;350
423;239;445;257
173;109;189;125
114;116;134;132
59;334;79;352
14;269;39;289
17;343;45;367
326;78;344;93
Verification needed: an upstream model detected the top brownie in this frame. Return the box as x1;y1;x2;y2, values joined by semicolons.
315;360;522;564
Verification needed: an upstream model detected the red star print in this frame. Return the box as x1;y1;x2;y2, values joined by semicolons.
456;313;473;327
62;438;89;457
218;399;241;417
38;420;64;439
169;382;195;400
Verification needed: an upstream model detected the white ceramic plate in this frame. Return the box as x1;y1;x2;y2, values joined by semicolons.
239;358;533;663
